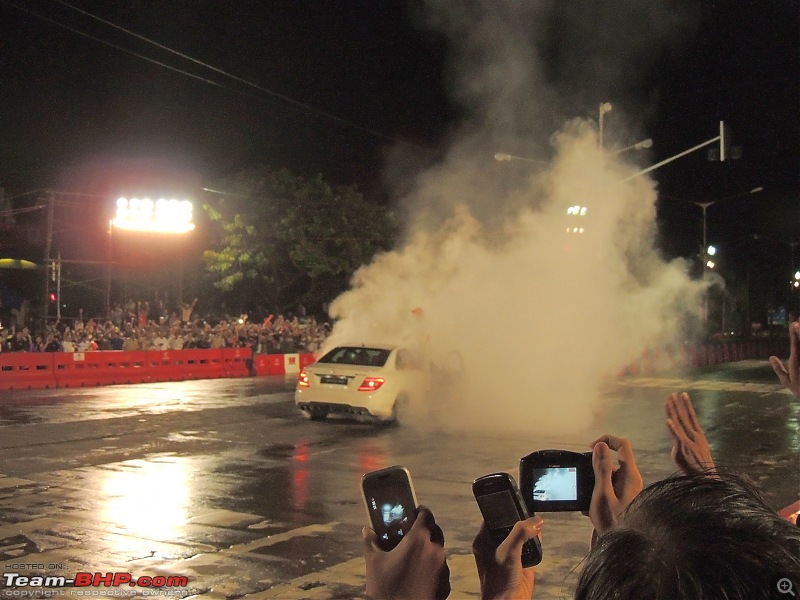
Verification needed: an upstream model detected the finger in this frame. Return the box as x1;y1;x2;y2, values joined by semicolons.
592;435;638;469
670;396;697;442
666;417;690;445
430;523;445;547
499;517;543;562
592;442;615;499
361;526;380;554
415;505;436;532
678;392;703;433
770;356;791;387
665;392;679;419
472;521;493;555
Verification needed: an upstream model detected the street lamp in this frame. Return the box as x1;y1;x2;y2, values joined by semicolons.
493;153;550;164
691;187;763;253
610;138;653;155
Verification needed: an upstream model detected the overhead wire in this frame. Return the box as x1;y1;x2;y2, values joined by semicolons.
9;0;431;152
0;0;228;90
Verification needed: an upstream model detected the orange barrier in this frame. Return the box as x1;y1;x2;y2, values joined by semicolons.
173;349;224;380
1;349;256;390
0;353;56;390
253;353;315;376
254;354;282;376
222;348;251;378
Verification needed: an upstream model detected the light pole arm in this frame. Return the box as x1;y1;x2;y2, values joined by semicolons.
620;135;720;183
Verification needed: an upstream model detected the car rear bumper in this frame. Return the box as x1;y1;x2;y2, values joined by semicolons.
295;387;395;419
296;400;379;418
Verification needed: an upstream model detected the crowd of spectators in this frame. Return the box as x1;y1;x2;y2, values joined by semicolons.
0;297;331;355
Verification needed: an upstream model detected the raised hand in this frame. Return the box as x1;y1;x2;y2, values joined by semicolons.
588;435;643;535
770;321;800;397
666;392;716;475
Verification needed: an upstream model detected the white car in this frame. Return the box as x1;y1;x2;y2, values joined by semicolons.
294;345;428;422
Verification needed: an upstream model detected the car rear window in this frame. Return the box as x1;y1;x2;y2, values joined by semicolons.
318;347;391;367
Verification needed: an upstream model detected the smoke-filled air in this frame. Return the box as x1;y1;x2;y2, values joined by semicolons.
323;2;705;434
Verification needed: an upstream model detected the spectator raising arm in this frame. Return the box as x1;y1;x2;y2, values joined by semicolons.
770;321;800;397
665;392;716;476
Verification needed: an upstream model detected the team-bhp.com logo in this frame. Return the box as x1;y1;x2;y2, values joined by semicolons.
3;573;188;588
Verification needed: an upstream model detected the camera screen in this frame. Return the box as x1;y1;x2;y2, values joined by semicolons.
365;481;414;546
530;467;578;502
475;490;520;529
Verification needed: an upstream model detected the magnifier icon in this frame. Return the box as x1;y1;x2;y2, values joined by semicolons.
778;578;796;596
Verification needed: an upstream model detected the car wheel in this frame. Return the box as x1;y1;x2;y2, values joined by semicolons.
388;394;409;425
307;408;329;421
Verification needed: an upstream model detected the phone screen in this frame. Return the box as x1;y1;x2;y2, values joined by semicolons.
530;467;579;502
362;470;416;551
475;490;521;529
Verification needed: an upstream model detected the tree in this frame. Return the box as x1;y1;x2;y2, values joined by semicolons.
202;167;397;315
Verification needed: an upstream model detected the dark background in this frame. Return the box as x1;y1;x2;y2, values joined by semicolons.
0;0;798;324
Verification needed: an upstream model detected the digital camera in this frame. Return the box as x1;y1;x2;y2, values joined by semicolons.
519;449;595;513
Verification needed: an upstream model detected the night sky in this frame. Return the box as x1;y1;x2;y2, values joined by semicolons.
1;1;798;268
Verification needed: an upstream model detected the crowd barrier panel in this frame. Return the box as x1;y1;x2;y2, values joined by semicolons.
112;351;150;384
0;352;56;390
180;349;225;379
254;354;281;376
283;353;300;375
299;353;317;369
222;347;251;378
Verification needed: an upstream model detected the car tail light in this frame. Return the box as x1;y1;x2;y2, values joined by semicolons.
298;371;310;387
358;377;385;392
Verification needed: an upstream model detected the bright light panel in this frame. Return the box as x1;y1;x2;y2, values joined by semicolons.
112;197;195;233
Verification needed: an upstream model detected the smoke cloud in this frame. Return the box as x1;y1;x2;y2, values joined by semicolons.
324;2;703;434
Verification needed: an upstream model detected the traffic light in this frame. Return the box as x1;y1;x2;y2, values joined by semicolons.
49;292;56;302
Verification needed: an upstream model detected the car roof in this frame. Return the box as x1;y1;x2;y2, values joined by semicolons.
334;343;399;351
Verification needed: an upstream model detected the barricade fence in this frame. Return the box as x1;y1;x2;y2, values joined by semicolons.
0;339;792;391
618;338;788;377
0;349;316;391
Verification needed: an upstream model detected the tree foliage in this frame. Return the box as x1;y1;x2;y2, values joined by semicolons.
202;167;397;314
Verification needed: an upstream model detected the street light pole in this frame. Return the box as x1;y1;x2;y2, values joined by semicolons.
598;102;613;150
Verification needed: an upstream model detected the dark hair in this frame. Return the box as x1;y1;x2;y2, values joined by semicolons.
575;470;800;600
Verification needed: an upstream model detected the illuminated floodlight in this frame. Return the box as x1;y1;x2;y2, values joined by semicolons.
707;245;716;256
795;271;800;280
566;205;588;216
706;260;715;269
112;197;195;233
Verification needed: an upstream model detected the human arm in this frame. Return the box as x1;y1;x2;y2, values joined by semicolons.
472;517;542;600
665;392;716;475
588;435;643;537
769;321;800;397
363;506;449;600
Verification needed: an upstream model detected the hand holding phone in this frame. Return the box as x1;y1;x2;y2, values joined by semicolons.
472;472;543;567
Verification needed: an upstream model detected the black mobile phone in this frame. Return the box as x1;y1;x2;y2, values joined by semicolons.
472;472;543;567
361;465;418;552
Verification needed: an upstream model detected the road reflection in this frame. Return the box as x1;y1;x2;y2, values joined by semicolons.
101;456;191;541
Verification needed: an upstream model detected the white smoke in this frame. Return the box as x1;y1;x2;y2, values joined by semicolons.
325;2;703;434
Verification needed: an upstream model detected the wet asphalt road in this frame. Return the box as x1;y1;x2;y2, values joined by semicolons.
0;360;797;599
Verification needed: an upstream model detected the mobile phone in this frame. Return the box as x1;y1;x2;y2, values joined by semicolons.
361;465;418;552
472;472;543;567
519;449;595;513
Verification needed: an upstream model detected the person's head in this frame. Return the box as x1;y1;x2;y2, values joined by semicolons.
575;470;800;600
